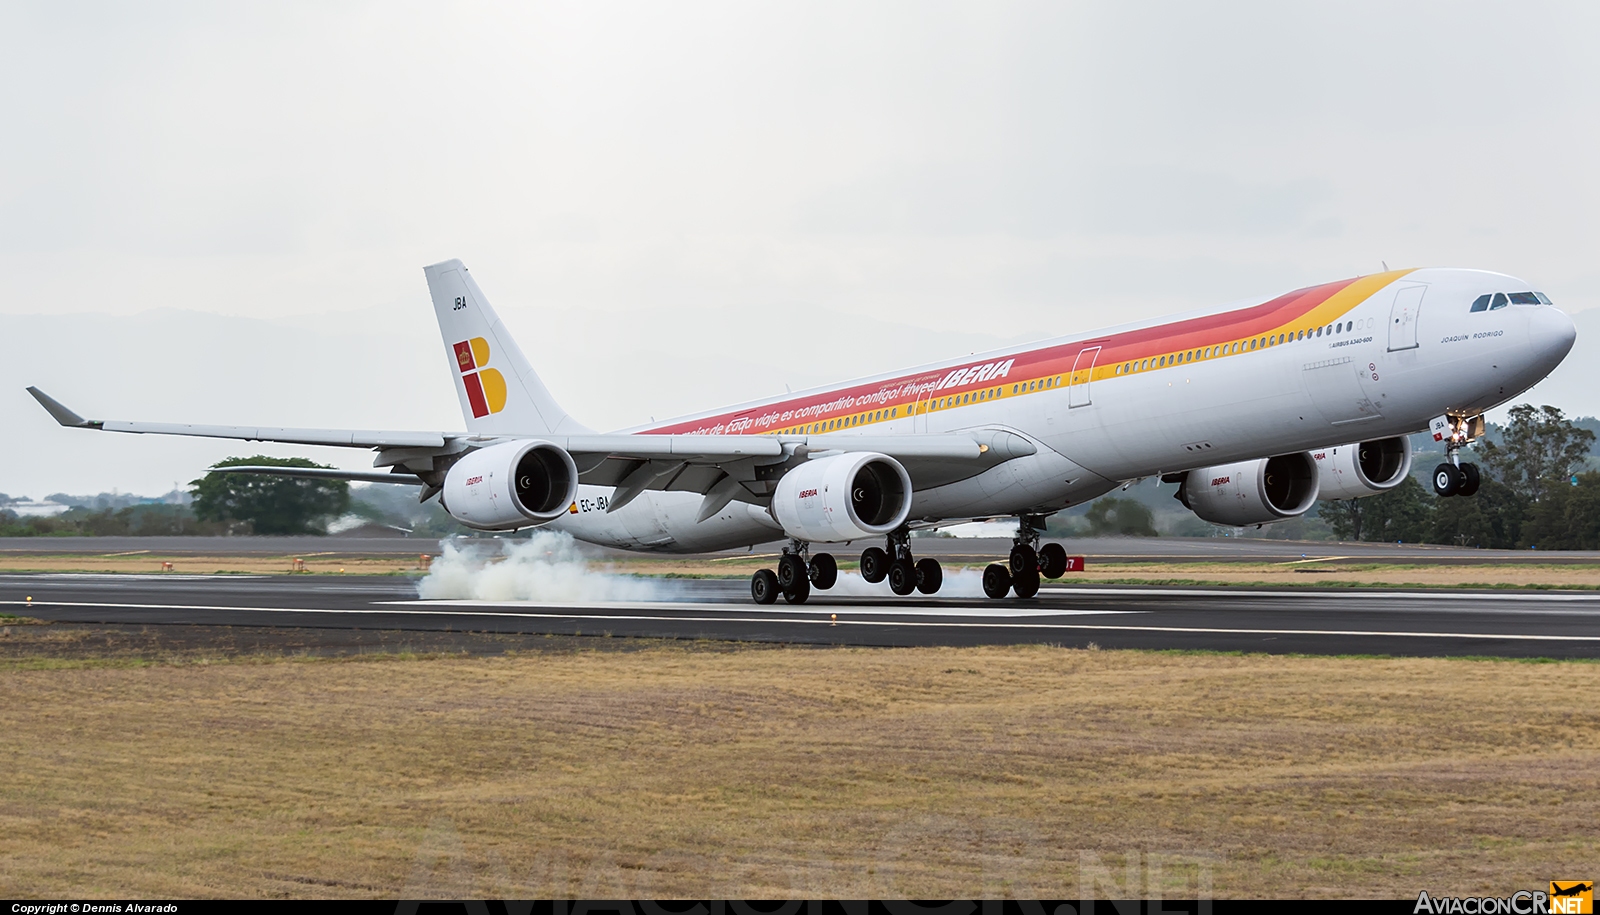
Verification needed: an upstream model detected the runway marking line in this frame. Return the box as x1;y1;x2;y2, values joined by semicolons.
1040;586;1600;602
5;600;1600;642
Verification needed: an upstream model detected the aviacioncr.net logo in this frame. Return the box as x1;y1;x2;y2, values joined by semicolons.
453;337;506;418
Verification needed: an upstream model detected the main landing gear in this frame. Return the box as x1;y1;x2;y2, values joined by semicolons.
750;540;840;605
858;527;943;596
983;514;1071;600
1432;414;1483;498
750;529;943;604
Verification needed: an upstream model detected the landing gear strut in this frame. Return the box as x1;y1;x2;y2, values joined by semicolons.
1432;414;1483;498
984;513;1071;599
750;540;839;605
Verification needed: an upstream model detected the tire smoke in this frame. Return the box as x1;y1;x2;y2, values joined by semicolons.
417;530;675;603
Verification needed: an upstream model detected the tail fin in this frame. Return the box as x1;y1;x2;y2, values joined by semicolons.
423;259;590;436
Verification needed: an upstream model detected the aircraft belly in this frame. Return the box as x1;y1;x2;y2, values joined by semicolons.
911;445;1115;518
555;486;781;553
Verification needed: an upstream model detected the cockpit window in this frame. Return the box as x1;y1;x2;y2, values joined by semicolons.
1508;292;1541;305
1470;294;1491;313
1535;292;1553;305
1490;293;1509;310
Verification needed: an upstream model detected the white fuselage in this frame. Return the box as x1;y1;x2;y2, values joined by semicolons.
552;268;1576;552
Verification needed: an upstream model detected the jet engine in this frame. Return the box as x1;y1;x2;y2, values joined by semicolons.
1312;436;1413;500
441;440;580;531
771;452;913;543
1178;452;1320;527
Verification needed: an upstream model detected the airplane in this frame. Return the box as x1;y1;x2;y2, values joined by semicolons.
28;260;1576;604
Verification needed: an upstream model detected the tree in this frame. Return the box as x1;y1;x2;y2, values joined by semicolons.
1320;476;1434;542
1083;496;1159;536
1518;471;1600;549
190;456;350;535
1319;499;1364;541
1429;477;1522;548
1476;404;1596;505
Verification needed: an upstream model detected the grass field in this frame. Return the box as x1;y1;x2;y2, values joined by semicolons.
0;629;1595;898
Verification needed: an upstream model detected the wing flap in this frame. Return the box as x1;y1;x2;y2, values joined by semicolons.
209;466;424;485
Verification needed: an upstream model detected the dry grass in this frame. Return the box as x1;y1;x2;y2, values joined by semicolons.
0;644;1595;898
1053;561;1600;589
0;552;427;575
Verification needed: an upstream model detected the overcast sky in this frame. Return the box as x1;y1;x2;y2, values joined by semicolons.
4;1;1598;498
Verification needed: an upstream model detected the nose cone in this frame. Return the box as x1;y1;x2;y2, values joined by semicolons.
1529;305;1578;367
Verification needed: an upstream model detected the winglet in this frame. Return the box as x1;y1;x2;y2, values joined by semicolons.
26;387;98;428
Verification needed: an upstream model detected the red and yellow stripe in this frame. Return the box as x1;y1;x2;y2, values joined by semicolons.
647;270;1411;438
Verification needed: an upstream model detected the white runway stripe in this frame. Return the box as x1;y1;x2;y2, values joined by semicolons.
5;600;1599;641
1044;586;1600;602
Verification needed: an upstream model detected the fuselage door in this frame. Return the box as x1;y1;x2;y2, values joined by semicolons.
1068;345;1102;408
1387;284;1427;352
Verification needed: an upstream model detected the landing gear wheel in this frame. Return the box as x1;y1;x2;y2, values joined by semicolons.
777;553;807;589
1009;544;1038;577
751;569;779;605
860;547;889;584
982;563;1012;599
1012;567;1040;599
1038;543;1068;579
888;558;917;596
809;552;838;590
1432;462;1462;497
1458;462;1481;497
915;558;943;594
783;572;810;604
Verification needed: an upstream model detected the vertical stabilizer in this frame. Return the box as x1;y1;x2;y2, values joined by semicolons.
423;259;590;435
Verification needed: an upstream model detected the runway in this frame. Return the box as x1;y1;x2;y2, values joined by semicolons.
4;573;1599;658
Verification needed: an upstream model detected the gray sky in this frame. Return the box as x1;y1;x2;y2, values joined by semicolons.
5;1;1599;498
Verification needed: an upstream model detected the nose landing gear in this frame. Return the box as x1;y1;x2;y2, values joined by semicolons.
1432;413;1484;498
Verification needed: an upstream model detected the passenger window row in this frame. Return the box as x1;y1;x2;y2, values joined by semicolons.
1113;318;1366;376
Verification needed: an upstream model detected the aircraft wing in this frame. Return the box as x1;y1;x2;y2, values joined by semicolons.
27;387;447;449
29;387;1037;503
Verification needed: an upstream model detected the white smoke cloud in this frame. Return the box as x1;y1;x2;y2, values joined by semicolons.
417;531;676;603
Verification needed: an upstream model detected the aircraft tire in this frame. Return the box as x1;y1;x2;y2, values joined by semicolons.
809;552;838;590
982;563;1012;599
1038;543;1069;579
861;547;889;583
783;572;810;604
1012;567;1040;599
751;569;780;605
888;558;917;596
1009;543;1037;576
1432;463;1462;497
1458;462;1481;497
777;553;807;589
915;558;943;594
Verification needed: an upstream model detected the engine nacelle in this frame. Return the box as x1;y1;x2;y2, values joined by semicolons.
441;440;580;531
1180;452;1320;527
1311;436;1413;500
771;452;913;543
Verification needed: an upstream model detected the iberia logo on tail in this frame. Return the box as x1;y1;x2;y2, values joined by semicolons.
453;337;507;418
